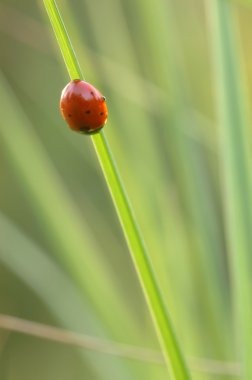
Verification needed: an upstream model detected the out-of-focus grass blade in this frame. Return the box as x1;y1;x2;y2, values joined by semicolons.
132;0;230;361
0;212;133;380
206;0;252;378
0;312;245;377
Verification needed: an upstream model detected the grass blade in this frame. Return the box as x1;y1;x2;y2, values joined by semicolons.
43;0;191;379
0;313;243;377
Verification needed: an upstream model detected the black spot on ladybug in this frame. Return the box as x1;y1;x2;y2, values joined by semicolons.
85;110;91;114
68;114;72;117
90;91;94;96
100;112;104;116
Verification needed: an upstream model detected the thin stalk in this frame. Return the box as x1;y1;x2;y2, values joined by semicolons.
43;1;191;379
0;312;243;377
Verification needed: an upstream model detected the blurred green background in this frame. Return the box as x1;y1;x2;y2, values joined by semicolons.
1;0;252;379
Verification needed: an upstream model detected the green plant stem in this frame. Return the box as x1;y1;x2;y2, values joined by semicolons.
91;134;191;380
43;1;191;379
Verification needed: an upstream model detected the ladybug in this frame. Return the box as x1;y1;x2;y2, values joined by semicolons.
60;79;108;135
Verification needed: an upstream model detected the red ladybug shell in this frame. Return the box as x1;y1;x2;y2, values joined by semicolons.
60;79;108;135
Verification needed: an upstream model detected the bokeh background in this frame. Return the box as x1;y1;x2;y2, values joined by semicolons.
0;0;252;379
